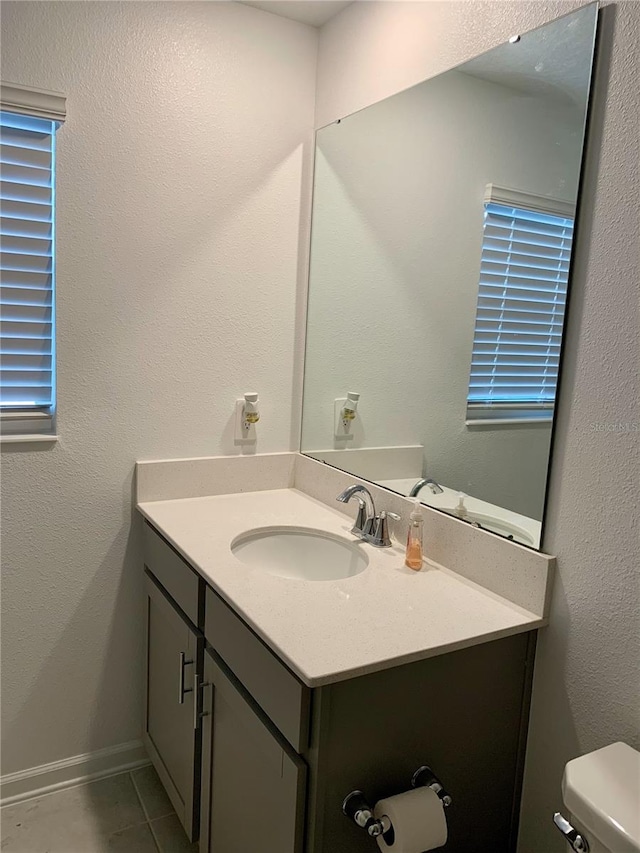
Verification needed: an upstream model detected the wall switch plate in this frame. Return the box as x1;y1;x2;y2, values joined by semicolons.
235;399;257;444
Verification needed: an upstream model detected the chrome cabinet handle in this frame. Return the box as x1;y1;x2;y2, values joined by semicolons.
194;679;212;730
193;674;200;730
178;651;193;705
553;813;589;852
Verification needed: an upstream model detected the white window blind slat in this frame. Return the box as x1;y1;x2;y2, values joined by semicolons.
1;352;52;369
483;237;572;260
1;180;52;205
1;252;53;272
481;254;570;274
1;142;51;169
2;235;52;256
483;225;572;250
0;108;58;425
2;217;53;239
476;304;559;320
1;198;52;221
1;338;52;355
467;189;574;420
2;163;52;187
475;325;564;336
1;321;53;338
2;286;52;306
0;126;54;151
1;270;52;290
472;366;560;377
480;269;568;288
478;293;566;306
1;388;52;407
473;342;561;350
478;281;567;297
1;304;51;324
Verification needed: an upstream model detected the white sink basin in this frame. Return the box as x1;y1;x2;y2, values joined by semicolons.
230;526;369;581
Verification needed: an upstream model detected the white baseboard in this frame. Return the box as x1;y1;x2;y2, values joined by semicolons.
0;740;150;807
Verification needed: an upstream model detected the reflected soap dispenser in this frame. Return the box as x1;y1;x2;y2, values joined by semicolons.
454;492;468;520
405;499;424;571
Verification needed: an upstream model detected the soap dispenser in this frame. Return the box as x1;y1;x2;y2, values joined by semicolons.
454;492;468;520
405;499;424;571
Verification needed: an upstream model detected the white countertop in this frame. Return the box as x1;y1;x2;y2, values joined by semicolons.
138;488;544;687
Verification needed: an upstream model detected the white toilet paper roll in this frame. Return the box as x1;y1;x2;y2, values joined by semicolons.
373;786;448;852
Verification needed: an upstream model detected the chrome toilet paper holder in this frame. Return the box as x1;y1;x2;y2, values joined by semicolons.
342;765;452;839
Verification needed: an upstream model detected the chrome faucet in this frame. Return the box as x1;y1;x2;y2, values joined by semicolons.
409;477;444;497
336;484;399;547
336;484;376;539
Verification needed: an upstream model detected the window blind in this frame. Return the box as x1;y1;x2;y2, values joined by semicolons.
466;186;574;423
1;110;57;427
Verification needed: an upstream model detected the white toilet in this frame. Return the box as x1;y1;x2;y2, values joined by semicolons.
555;742;640;853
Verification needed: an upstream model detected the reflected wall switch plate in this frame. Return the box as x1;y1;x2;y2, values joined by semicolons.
235;397;258;444
334;398;355;439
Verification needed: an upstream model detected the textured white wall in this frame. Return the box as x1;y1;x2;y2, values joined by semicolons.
303;68;584;518
0;1;317;775
316;2;639;852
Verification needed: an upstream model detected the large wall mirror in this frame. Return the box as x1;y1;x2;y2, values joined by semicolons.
301;5;598;550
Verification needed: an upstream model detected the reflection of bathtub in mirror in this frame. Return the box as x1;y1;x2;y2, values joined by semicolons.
308;445;541;548
378;478;541;547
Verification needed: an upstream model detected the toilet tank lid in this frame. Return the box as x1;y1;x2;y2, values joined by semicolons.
562;742;640;853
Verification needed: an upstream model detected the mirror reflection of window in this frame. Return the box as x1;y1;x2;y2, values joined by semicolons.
466;185;574;426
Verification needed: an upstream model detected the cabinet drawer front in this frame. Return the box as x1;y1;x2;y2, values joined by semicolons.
205;587;309;752
143;522;201;626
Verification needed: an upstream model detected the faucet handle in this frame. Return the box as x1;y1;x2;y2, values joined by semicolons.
371;511;400;547
353;500;370;538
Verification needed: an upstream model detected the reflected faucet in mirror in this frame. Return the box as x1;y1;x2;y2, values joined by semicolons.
410;477;444;497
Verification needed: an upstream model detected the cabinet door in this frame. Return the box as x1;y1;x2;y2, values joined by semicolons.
144;573;202;841
199;650;306;853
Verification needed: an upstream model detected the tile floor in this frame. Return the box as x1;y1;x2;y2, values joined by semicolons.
0;766;198;853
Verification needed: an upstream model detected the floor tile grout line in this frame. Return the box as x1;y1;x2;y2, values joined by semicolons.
147;814;164;853
130;770;153;824
98;771;155;836
130;769;165;853
129;766;175;819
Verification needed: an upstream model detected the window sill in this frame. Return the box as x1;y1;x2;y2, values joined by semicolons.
1;434;58;444
465;417;551;427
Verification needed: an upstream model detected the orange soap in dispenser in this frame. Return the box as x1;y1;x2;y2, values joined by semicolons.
405;499;424;570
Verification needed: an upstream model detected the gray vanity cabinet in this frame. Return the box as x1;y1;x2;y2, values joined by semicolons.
303;632;536;853
199;649;307;853
200;582;534;853
142;519;536;853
